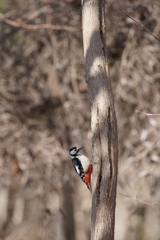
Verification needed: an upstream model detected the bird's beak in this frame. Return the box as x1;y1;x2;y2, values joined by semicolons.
77;147;83;152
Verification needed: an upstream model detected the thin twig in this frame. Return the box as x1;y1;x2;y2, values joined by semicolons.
0;12;76;32
119;192;160;207
135;110;160;117
120;9;160;41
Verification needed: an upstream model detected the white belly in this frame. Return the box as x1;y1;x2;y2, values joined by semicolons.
78;154;90;173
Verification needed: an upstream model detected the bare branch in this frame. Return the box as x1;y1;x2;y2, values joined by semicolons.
135;110;160;117
119;192;160;207
0;12;76;32
120;9;160;42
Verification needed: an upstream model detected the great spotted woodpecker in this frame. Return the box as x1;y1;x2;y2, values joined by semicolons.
69;146;92;192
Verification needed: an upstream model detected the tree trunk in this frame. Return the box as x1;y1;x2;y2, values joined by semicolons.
81;1;118;240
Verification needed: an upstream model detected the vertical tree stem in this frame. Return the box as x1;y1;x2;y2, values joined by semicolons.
81;0;118;239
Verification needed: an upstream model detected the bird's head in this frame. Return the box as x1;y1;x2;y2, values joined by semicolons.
69;146;83;156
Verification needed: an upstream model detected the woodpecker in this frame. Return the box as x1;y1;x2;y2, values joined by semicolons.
69;146;92;192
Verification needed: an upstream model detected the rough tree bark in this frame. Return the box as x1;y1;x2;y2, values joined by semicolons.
81;1;118;240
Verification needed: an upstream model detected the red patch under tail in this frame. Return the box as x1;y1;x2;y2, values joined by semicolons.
84;165;92;192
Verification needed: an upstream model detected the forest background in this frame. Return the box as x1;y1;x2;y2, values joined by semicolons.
0;0;160;240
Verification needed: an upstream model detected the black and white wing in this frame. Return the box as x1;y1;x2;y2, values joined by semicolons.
72;157;85;182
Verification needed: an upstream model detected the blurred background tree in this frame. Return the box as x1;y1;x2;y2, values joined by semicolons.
0;0;160;240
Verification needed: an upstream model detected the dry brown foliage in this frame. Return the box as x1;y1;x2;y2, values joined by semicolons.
0;0;160;240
